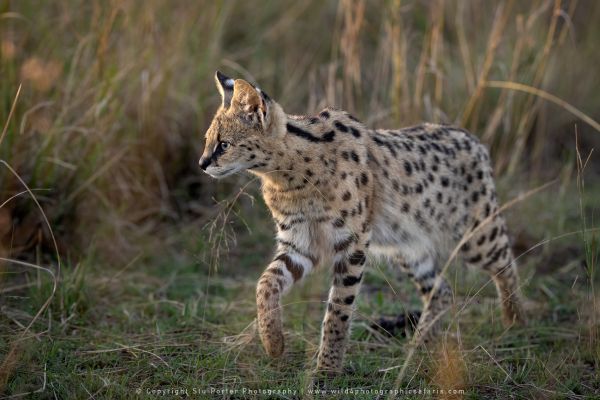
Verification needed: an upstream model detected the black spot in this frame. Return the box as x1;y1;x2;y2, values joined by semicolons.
471;191;479;203
489;227;498;241
334;121;348;132
304;156;312;162
467;254;482;263
267;267;284;276
402;202;410;213
278;217;305;230
320;110;330;119
334;261;348;273
342;273;363;286
404;161;413;176
340;315;349;322
361;172;368;185
372;135;397;157
333;218;345;228
350;127;361;138
441;176;449;187
415;183;423;193
452;139;461;150
486;244;500;259
482;246;506;269
306;169;314;177
344;295;355;305
350;151;360;162
484;203;491;217
274;253;304;282
420;285;433;295
342;191;352;201
342;151;349;160
349;250;366;265
334;237;354;252
463;139;472;151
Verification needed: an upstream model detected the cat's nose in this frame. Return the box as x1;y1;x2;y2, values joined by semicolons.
199;156;211;170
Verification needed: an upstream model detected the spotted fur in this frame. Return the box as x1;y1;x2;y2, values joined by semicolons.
200;71;525;374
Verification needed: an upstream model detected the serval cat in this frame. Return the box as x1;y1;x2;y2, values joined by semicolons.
199;71;525;374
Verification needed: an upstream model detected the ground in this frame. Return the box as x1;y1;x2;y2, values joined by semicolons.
2;178;598;399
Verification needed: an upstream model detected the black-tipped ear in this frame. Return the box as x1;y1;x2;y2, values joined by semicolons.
215;70;234;108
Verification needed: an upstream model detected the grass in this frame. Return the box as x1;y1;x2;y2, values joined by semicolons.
1;0;600;398
2;180;599;398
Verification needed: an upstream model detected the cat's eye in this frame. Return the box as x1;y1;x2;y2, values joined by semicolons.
220;141;231;150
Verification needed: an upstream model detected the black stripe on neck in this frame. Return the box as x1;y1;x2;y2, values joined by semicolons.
286;123;335;143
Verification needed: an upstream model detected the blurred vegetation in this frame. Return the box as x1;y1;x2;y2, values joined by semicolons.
1;0;599;262
0;0;599;398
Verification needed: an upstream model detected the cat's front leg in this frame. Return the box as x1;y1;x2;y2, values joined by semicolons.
256;244;315;357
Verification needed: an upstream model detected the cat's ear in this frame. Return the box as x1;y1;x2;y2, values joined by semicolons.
214;70;234;108
232;79;270;128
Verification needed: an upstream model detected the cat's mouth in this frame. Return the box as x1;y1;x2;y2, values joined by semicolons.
205;166;236;179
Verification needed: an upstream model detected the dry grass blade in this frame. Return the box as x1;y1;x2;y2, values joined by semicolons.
0;189;50;210
389;0;409;122
0;84;22;148
456;1;475;94
461;0;514;128
485;81;600;133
